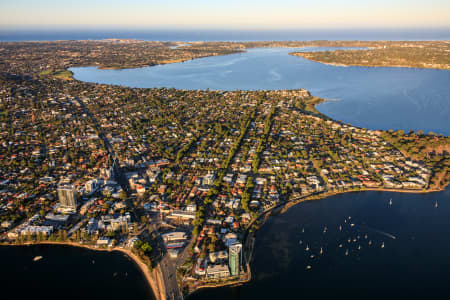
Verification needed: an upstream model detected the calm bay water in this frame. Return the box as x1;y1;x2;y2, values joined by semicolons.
3;33;450;298
191;188;450;300
71;47;450;135
0;245;155;300
2;190;449;300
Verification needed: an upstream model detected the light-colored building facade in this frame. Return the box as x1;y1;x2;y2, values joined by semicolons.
229;242;242;276
57;183;77;211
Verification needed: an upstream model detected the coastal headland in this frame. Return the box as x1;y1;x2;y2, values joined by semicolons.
0;40;449;300
290;41;450;70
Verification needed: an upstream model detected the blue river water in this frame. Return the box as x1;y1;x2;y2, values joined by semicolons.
191;188;450;300
0;244;155;300
71;47;450;135
3;40;450;299
2;188;449;300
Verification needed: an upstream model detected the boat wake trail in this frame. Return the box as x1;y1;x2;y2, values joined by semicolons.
358;225;397;240
371;229;397;240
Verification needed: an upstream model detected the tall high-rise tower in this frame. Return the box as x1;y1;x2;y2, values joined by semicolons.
229;242;242;276
57;183;77;212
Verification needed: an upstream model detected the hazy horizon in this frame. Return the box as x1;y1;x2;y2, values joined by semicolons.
1;28;449;42
1;0;449;30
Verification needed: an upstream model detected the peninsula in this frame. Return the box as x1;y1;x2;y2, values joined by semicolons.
0;40;449;300
290;41;450;70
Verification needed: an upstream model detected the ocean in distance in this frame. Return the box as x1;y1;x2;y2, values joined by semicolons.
3;29;450;299
71;47;450;135
1;28;450;42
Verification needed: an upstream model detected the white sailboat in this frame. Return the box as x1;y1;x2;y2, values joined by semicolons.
305;245;310;251
320;247;323;255
345;249;349;256
339;225;342;231
389;198;392;206
435;201;438;208
381;242;385;248
368;240;372;246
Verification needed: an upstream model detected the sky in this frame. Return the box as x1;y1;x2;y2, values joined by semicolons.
0;0;449;30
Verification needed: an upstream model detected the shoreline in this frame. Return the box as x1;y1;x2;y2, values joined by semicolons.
4;42;449;298
1;183;448;299
2;82;447;298
184;184;448;297
0;241;166;300
289;52;450;71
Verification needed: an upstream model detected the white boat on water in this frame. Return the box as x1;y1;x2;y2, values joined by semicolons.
33;256;43;262
357;245;361;250
339;225;342;231
299;240;303;245
301;227;305;233
435;201;438;208
389;198;392;206
339;244;343;248
345;249;349;256
381;242;385;248
368;240;372;246
320;247;323;255
305;245;310;251
306;265;312;270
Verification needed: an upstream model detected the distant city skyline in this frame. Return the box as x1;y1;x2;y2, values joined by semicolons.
1;0;449;30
